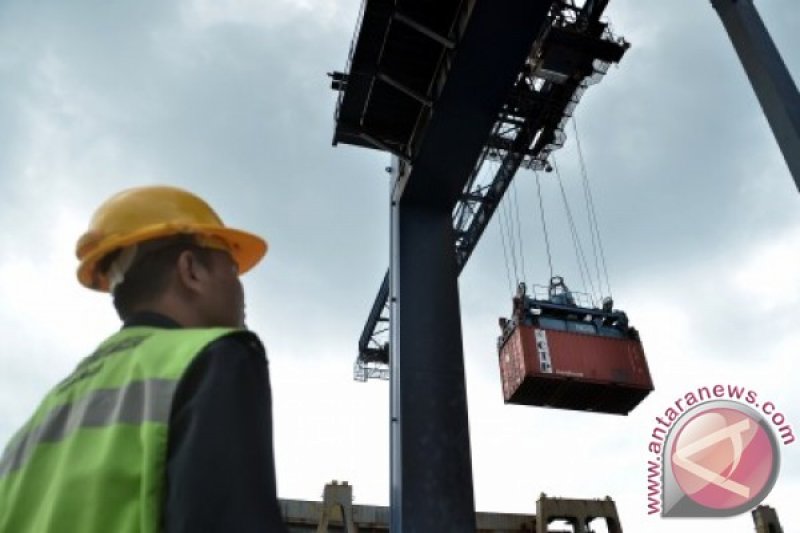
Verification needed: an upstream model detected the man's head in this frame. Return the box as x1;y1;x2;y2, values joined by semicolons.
76;186;267;328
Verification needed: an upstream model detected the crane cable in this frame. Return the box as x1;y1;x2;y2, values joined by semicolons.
497;201;515;296
511;180;528;285
552;156;599;302
534;169;555;282
573;117;613;299
497;118;611;305
493;161;516;296
492;157;530;295
501;192;521;287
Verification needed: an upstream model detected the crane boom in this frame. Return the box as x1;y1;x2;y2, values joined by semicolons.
351;1;630;381
711;0;800;192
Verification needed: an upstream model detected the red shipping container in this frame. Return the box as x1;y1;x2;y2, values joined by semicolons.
498;323;653;415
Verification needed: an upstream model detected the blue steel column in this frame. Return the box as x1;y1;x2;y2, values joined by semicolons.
710;0;800;192
390;158;476;532
389;159;403;532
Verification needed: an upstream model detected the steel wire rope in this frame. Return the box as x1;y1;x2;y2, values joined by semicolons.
493;160;515;296
510;180;528;285
498;203;515;295
534;169;555;283
501;188;520;286
496;160;521;287
552;156;598;302
572;119;604;300
573;116;613;299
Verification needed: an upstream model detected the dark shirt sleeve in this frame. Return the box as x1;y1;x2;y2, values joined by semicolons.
163;332;287;533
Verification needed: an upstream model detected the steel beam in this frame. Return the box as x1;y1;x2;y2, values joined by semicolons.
399;1;553;208
377;72;433;107
357;271;389;360
582;0;611;26
358;133;410;163
383;2;553;526
394;11;456;49
390;160;475;532
711;0;800;192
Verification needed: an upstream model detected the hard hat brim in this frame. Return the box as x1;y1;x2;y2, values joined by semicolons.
77;223;268;292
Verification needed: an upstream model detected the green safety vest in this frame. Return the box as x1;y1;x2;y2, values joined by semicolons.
0;326;240;533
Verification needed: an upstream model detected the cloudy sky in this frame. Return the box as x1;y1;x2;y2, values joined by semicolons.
0;0;797;531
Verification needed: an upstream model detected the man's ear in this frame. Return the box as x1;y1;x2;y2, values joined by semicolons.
175;249;209;294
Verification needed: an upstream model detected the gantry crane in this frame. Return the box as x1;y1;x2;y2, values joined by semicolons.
336;1;629;383
329;0;797;530
330;1;627;529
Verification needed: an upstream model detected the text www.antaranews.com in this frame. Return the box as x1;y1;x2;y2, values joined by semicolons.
645;384;794;515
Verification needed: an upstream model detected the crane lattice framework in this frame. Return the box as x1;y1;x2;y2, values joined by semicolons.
331;0;627;530
336;1;629;382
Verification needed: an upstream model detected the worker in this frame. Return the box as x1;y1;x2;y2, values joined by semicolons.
0;186;288;532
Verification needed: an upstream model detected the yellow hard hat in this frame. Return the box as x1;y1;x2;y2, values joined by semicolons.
76;185;268;291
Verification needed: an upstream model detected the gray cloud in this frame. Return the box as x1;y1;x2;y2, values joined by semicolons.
0;0;797;531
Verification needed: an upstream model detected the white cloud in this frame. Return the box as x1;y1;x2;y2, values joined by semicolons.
0;0;797;531
732;226;800;313
180;0;347;31
0;202;117;438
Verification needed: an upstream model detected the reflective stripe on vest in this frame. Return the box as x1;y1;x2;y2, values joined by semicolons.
0;326;244;533
0;379;177;479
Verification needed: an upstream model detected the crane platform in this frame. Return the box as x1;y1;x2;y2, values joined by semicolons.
280;481;623;532
279;482;784;531
330;1;631;527
330;0;630;381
